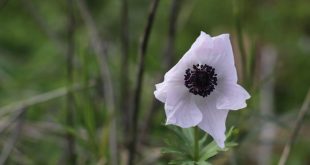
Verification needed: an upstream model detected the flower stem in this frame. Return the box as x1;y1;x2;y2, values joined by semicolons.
194;127;199;162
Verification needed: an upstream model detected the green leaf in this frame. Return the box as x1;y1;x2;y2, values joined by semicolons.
199;127;238;161
199;134;208;148
161;147;185;156
165;126;195;155
164;126;238;163
182;127;194;144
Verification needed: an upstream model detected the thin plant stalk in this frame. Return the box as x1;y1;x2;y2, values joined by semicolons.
194;127;199;162
0;110;24;165
165;0;182;67
79;52;98;156
120;0;130;142
128;0;160;164
278;89;310;165
140;0;182;143
65;0;76;164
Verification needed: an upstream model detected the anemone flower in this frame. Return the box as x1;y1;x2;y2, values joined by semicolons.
154;31;250;148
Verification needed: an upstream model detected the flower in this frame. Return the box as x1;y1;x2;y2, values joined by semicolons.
154;31;250;148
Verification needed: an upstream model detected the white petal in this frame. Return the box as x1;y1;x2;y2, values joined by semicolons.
165;84;188;107
163;33;238;86
189;32;222;67
175;31;213;64
161;52;190;85
165;31;219;80
162;32;207;82
212;34;234;65
187;33;238;83
154;82;167;103
154;67;186;104
191;31;213;55
216;82;251;110
164;86;202;128
212;34;238;83
194;95;228;148
165;97;202;128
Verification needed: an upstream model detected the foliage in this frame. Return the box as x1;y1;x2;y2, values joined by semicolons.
0;0;310;164
162;127;237;164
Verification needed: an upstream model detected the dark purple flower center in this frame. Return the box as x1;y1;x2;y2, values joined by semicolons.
184;64;217;97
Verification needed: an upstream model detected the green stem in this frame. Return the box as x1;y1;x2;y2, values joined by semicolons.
194;127;199;162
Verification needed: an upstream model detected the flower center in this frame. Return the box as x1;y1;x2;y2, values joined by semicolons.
184;64;217;97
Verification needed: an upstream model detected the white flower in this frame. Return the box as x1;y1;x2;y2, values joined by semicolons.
154;31;250;148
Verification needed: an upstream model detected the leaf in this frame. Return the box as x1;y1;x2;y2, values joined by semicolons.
182;127;194;144
161;147;185;156
165;126;195;154
199;134;208;148
199;127;238;161
164;126;237;163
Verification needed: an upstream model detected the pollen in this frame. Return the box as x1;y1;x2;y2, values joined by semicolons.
184;64;217;97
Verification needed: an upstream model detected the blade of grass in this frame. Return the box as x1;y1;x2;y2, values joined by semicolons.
75;0;118;164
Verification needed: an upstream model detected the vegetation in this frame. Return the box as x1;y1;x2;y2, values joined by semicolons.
0;0;310;164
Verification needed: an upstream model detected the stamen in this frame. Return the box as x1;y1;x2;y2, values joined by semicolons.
184;64;217;97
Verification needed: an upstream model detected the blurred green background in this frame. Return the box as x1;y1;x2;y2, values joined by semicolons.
0;0;310;164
